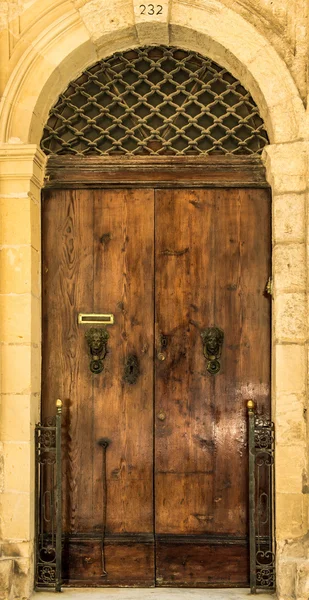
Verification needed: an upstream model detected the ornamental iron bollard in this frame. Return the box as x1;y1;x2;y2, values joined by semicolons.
35;400;62;592
248;400;275;593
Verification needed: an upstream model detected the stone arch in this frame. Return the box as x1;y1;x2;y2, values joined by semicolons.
0;0;305;146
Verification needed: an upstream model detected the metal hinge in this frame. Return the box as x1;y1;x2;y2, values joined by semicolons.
266;276;273;296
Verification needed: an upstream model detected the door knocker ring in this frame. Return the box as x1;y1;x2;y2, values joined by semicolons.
201;327;224;375
85;327;109;374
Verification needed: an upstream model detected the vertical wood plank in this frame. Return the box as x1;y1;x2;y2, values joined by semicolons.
155;188;216;534
154;187;271;586
43;188;155;585
212;188;271;538
42;189;94;533
92;188;155;535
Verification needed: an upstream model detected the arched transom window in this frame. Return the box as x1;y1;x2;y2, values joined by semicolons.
41;46;269;156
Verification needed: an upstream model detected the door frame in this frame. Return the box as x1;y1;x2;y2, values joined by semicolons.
44;155;269;189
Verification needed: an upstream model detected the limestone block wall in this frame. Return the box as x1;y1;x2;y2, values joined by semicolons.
263;143;309;599
0;1;308;599
0;146;45;600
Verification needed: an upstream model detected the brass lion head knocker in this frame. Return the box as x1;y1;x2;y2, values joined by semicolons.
201;327;224;375
85;327;109;374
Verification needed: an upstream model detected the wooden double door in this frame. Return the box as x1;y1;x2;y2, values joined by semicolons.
42;184;271;587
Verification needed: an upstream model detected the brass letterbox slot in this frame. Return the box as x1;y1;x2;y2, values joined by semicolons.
78;313;114;325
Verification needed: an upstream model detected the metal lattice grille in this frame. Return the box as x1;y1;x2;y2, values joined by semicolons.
41;46;269;156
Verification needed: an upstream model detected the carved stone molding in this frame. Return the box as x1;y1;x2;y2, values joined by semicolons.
0;143;46;195
0;0;304;146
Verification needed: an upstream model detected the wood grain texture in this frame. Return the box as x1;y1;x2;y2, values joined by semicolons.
62;538;154;586
92;189;154;534
42;189;95;533
42;188;155;584
45;156;268;189
154;189;216;535
42;183;271;587
155;538;249;587
154;187;271;583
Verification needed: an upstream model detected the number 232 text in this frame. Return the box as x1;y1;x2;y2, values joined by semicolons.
139;4;163;15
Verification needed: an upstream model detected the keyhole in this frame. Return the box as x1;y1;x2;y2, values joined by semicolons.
123;354;140;384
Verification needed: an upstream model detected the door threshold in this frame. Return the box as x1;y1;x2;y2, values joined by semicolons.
33;588;274;599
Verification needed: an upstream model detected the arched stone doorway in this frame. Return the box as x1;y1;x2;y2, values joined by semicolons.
39;45;272;588
0;2;308;598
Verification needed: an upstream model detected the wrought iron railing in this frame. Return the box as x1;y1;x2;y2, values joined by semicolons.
35;400;62;592
248;400;275;593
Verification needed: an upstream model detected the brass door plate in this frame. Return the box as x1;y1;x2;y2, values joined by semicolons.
78;313;114;325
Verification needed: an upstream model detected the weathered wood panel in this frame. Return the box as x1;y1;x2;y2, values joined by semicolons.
62;536;155;586
42;189;155;585
154;188;271;585
42;190;95;533
155;537;249;587
42;184;271;587
45;156;268;189
92;189;154;535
